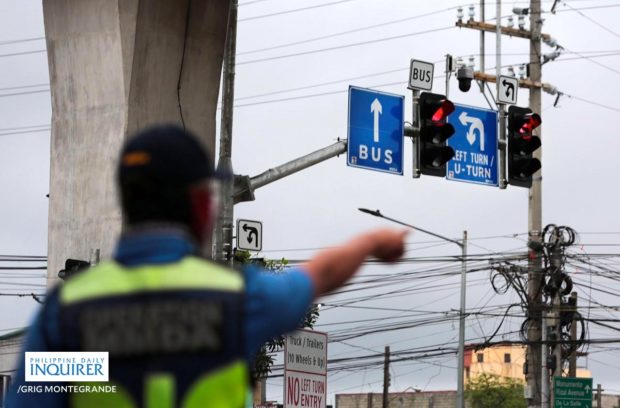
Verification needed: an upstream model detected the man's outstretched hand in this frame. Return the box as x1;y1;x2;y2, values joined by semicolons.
305;228;409;297
368;228;409;262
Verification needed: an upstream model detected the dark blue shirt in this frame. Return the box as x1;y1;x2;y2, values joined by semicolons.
7;229;314;407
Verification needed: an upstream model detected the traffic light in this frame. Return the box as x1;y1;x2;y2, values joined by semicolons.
418;92;456;177
58;258;90;280
507;106;541;187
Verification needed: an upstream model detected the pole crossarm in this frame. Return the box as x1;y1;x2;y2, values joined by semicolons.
474;72;557;94
357;208;462;247
455;20;551;42
233;140;347;203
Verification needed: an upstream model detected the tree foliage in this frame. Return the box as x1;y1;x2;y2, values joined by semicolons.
465;373;527;408
234;250;319;381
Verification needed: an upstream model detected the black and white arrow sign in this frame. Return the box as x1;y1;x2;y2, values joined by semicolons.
236;219;263;252
497;75;519;105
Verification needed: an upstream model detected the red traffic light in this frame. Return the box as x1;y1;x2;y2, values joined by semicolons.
431;99;455;122
507;106;542;188
519;113;541;137
418;92;456;177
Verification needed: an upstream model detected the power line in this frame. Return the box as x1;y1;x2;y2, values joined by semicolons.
232;52;620;108
0;89;50;98
559;0;620;39
235;87;346;107
0;49;46;59
238;0;273;6
233;50;618;103
561;92;620;113
0;128;51;137
0;83;48;92
552;3;620;13
556;51;620;63
559;46;620;76
238;0;363;22
236;67;409;101
0;36;45;46
0;124;50;133
237;26;454;65
237;6;455;56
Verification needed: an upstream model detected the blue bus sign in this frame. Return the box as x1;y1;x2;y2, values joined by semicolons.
347;86;404;175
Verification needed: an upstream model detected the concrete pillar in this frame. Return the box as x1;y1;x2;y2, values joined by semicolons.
43;0;230;286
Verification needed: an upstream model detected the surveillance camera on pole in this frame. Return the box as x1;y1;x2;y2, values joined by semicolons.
512;7;530;15
456;65;474;92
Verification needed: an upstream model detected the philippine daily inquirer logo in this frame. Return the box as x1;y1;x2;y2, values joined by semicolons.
25;352;109;382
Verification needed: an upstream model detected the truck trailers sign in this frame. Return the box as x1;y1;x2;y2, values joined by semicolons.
284;329;327;408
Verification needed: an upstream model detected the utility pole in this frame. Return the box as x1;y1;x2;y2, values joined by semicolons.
541;310;549;408
480;0;485;73
457;6;551;403
549;233;563;407
596;384;602;408
568;292;578;377
527;1;544;406
382;346;390;408
214;0;238;264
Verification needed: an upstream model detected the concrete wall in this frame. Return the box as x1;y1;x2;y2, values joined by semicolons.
43;0;230;286
336;391;620;408
597;393;620;408
336;391;463;408
0;335;23;378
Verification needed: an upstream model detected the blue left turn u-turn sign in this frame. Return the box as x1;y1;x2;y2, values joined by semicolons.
447;104;498;186
347;86;404;175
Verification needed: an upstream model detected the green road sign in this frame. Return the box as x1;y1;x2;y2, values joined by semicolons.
554;377;593;408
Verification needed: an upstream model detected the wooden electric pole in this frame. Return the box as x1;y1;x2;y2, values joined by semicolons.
382;346;390;408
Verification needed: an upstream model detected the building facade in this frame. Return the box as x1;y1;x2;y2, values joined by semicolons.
464;343;591;382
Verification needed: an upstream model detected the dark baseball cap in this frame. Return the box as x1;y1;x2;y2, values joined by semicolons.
118;124;230;186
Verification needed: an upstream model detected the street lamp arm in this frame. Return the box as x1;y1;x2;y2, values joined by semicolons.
357;208;462;247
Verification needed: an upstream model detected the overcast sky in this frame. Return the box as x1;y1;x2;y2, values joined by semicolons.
2;0;620;404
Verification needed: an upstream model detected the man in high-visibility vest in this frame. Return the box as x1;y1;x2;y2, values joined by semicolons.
8;125;407;407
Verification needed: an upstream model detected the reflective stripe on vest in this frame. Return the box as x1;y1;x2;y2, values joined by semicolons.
69;362;247;408
60;257;244;304
59;257;248;408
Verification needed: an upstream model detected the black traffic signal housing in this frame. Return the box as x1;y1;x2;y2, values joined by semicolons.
417;92;456;177
58;259;90;280
507;106;542;187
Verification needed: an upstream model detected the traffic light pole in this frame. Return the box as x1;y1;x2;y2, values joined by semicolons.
214;0;238;264
233;140;347;204
495;0;508;189
410;89;421;178
498;106;507;188
214;1;347;262
527;1;544;407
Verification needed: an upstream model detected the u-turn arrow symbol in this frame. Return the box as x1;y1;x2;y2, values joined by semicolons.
459;112;485;151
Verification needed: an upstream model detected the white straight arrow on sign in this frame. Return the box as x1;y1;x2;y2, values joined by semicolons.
459;111;485;151
371;98;382;143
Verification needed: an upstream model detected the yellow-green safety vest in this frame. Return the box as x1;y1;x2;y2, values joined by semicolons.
57;257;249;408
